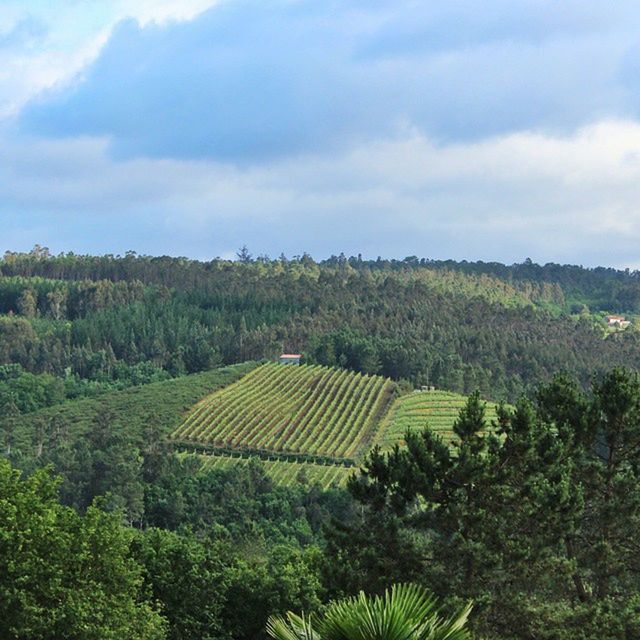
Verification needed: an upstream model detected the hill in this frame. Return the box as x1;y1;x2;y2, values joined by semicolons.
172;362;396;463
376;389;500;451
172;366;500;487
9;362;258;453
9;359;504;488
3;249;640;406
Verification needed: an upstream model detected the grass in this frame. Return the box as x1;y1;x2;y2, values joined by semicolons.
187;452;352;488
375;389;500;451
12;362;259;453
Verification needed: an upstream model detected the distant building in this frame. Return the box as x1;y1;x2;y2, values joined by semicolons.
279;353;302;365
606;315;632;329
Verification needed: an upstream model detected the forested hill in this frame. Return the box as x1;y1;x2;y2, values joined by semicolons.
2;247;640;405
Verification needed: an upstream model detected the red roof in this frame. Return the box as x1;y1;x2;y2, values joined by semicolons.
280;354;302;358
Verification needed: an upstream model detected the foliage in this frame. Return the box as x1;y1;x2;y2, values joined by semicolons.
143;457;354;543
375;389;499;450
173;362;395;461
3;249;640;402
267;583;471;640
196;452;352;488
0;460;166;639
0;455;336;640
328;369;640;638
7;362;257;467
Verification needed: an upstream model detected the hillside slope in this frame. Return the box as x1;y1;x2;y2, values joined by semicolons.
172;362;396;462
183;376;500;487
10;360;500;488
376;389;500;450
3;251;640;405
10;362;258;453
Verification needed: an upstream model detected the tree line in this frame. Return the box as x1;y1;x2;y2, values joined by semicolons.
2;248;640;408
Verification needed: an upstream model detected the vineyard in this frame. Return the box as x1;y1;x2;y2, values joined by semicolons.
168;364;500;487
172;362;395;461
376;389;499;450
189;453;352;488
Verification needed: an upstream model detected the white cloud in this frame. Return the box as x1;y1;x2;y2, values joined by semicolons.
0;0;218;117
3;120;640;266
114;0;220;25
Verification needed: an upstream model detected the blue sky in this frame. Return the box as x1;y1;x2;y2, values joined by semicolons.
3;1;640;266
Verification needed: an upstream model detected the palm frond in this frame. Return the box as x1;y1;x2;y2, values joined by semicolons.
267;612;320;640
268;584;472;640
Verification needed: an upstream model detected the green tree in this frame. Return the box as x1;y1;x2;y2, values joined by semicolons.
0;460;166;639
133;528;227;640
330;370;640;639
17;287;37;318
0;396;20;456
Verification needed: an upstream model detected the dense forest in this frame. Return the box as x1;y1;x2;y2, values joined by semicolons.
4;369;640;639
3;247;640;639
2;246;640;415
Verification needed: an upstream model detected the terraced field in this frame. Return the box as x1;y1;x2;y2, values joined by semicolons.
172;363;395;461
169;365;499;486
376;389;499;450
191;453;352;488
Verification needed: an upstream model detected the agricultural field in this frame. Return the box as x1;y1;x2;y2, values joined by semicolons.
190;452;352;488
172;362;395;461
11;362;259;452
376;389;500;450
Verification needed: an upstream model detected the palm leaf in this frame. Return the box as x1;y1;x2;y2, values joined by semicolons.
267;583;472;640
267;612;320;640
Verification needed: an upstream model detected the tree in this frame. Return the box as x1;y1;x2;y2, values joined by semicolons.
237;245;253;263
0;460;166;639
0;396;20;456
329;371;640;639
132;528;227;640
267;583;471;640
64;408;145;522
17;287;37;318
46;288;67;320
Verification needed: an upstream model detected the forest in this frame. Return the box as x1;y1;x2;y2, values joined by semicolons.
3;369;640;639
3;247;640;639
2;246;640;413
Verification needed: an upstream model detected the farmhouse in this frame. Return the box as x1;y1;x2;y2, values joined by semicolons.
279;353;302;365
606;315;632;329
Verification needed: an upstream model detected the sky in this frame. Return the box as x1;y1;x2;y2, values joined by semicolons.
3;1;640;267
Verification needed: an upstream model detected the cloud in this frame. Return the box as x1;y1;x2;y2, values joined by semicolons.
4;121;640;267
0;16;47;51
7;2;640;267
0;1;218;117
18;0;640;163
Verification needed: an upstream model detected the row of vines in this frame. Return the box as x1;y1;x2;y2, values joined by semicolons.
376;389;500;450
193;452;352;488
172;362;395;460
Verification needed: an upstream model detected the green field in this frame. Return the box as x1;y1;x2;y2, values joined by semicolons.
14;360;497;487
172;363;395;461
188;452;352;488
376;389;499;450
12;362;259;451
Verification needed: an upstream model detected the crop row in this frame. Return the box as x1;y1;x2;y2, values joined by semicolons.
376;389;499;450
192;452;352;488
172;362;395;460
